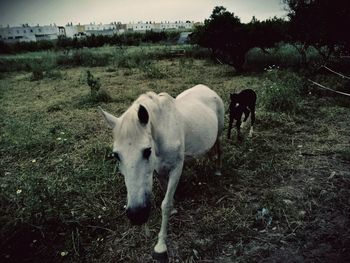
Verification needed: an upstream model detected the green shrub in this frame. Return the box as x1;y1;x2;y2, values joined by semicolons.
261;70;304;112
29;63;45;81
30;69;44;81
112;48;144;68
91;88;113;103
142;62;166;79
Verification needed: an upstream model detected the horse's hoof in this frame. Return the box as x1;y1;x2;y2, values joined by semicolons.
171;208;178;216
152;250;168;262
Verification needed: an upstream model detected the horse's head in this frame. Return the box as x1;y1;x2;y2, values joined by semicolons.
230;93;242;119
230;93;239;106
99;104;155;225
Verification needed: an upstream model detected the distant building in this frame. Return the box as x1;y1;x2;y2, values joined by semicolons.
0;24;36;42
84;22;117;36
177;32;192;44
64;23;79;38
0;24;59;43
115;22;127;34
127;21;155;32
127;21;193;32
159;21;193;31
34;25;59;41
0;20;196;43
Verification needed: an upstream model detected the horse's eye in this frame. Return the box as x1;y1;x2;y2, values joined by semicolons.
143;147;152;160
113;152;120;161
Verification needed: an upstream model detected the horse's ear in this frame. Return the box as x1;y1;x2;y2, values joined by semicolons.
138;105;149;125
98;106;118;129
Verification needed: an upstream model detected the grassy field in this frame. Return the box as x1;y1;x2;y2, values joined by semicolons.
1;46;350;262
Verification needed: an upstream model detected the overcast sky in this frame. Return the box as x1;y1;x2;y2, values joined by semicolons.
0;0;287;26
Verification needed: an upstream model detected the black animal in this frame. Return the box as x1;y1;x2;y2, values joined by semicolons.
227;89;257;141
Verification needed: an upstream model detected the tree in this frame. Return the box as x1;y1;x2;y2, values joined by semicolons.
192;6;286;72
247;16;288;53
192;6;248;71
283;0;350;64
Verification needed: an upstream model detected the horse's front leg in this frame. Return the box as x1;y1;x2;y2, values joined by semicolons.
152;161;183;261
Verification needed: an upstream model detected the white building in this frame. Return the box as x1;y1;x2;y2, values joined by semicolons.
84;22;118;36
0;20;195;43
0;24;59;43
126;21;155;32
0;25;35;42
64;25;78;38
157;21;193;31
32;25;59;41
126;21;193;32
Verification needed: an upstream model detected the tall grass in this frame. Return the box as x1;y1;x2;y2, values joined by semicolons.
245;43;320;71
260;70;306;113
0;45;208;73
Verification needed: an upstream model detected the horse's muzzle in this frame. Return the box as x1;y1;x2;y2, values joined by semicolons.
126;201;151;225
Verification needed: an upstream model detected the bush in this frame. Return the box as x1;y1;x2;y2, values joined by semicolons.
45;69;63;79
91;88;113;103
30;69;44;81
142;62;166;79
261;70;304;112
29;63;45;81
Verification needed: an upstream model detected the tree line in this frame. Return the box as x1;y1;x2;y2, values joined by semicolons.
0;31;180;54
1;0;349;73
192;0;350;71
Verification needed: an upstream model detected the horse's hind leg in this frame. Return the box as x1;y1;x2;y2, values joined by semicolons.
214;136;222;176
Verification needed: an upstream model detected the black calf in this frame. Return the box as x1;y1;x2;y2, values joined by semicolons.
227;89;257;141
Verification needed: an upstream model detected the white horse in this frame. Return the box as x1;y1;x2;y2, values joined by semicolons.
99;84;224;261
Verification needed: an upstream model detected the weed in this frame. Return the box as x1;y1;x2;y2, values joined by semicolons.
86;70;101;96
84;70;112;103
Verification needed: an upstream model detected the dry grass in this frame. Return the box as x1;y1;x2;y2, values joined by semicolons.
1;51;350;263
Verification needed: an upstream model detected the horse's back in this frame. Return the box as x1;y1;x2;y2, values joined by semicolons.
175;85;224;156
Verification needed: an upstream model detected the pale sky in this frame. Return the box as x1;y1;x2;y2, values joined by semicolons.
0;0;287;26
